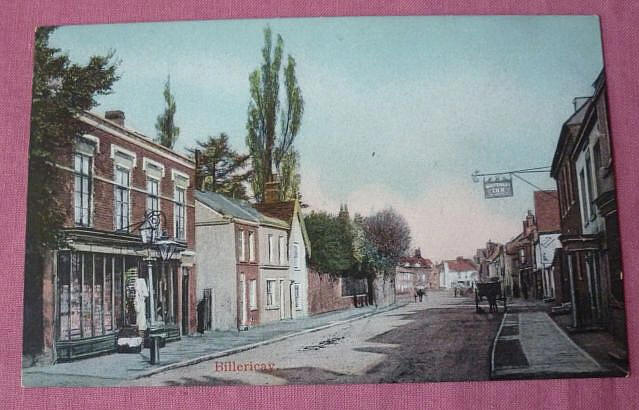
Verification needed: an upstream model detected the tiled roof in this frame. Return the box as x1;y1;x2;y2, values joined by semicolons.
446;258;478;272
255;201;296;225
534;191;560;233
398;256;433;268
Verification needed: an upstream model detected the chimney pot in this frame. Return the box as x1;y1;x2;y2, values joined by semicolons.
105;110;125;127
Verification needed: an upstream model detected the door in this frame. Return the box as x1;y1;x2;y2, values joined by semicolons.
279;279;285;320
289;283;294;319
181;271;189;335
240;274;247;327
203;288;212;331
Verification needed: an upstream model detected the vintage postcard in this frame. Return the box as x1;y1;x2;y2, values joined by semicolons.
21;15;628;387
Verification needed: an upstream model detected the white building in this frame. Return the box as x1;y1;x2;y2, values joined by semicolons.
440;257;479;289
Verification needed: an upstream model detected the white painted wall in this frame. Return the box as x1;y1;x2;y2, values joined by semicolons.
289;215;308;317
258;225;291;324
441;262;479;288
195;201;237;331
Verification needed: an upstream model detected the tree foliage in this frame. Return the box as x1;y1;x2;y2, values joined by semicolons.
246;26;304;202
363;208;412;274
305;211;354;275
28;26;119;252
155;75;180;149
189;133;251;200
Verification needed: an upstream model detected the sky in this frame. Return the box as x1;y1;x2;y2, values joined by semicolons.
49;16;604;261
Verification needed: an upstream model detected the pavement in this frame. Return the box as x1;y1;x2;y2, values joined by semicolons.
491;311;610;379
22;302;404;387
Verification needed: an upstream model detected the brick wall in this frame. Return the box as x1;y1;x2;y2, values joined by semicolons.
56;118;196;248
235;223;260;327
307;268;367;315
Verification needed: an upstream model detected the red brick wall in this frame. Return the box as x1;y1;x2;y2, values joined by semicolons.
307;268;364;315
56;119;196;248
235;223;260;327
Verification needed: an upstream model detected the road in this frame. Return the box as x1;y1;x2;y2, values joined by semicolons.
130;292;503;386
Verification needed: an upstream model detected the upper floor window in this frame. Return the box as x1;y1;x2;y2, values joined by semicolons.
579;168;589;226
249;231;255;262
114;166;130;231
585;150;596;220
174;186;186;240
593;140;602;191
268;234;274;263
74;152;92;227
279;236;286;265
293;242;300;270
239;229;246;261
171;169;189;241
146;177;160;217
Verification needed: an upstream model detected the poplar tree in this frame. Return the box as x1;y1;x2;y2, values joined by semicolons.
155;75;180;149
246;26;304;202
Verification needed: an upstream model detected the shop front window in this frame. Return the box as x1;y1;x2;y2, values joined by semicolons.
57;252;131;341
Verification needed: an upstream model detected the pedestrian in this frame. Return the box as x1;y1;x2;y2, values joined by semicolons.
413;288;418;303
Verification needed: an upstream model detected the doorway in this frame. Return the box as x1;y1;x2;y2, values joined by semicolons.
181;270;189;335
279;279;285;320
240;273;247;328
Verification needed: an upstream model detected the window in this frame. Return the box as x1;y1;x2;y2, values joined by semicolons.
279;236;286;265
579;169;589;226
293;242;300;269
268;234;274;263
114;166;130;231
249;279;257;309
74;152;92;226
174;186;185;240
239;230;246;261
585;150;596;220
593;141;602;193
266;280;276;307
249;232;255;262
146;177;160;217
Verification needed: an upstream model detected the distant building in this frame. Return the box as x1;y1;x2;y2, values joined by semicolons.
440;257;479;289
396;249;436;293
532;191;561;300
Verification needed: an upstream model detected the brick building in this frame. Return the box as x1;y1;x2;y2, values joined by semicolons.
24;110;197;362
550;70;626;343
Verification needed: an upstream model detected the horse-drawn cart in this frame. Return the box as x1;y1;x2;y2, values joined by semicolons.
475;280;507;313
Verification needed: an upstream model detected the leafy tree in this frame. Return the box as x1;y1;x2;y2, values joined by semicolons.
363;208;412;269
246;26;304;202
28;26;119;252
305;211;354;275
25;26;119;354
155;75;180;149
189;133;251;200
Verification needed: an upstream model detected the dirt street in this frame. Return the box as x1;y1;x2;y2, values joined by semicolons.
131;292;503;386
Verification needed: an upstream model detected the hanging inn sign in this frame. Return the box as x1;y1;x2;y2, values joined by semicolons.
483;175;514;199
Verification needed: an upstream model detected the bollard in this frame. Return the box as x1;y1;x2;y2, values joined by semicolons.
149;335;161;364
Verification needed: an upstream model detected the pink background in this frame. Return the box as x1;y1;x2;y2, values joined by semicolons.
1;1;638;408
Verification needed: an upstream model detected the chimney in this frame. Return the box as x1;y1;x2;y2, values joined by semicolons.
457;256;464;263
264;175;279;204
414;248;421;258
105;110;125;127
